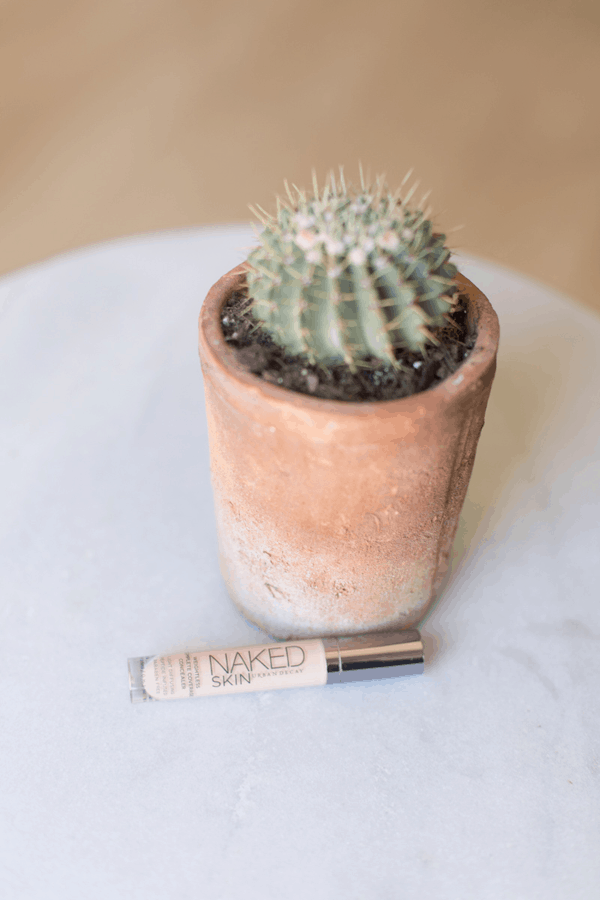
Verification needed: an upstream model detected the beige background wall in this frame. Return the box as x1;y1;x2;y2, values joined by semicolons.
1;0;599;312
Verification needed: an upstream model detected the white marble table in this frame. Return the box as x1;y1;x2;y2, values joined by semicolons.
1;228;598;900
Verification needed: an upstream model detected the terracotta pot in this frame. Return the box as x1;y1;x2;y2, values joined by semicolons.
198;265;499;639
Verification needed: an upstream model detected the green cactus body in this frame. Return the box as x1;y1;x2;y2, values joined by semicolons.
244;170;459;368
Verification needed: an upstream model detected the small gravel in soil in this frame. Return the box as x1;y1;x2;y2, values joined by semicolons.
220;290;476;402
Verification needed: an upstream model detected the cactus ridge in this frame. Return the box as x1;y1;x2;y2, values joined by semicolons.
244;168;459;368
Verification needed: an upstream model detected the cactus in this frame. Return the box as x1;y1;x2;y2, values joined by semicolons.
243;168;459;369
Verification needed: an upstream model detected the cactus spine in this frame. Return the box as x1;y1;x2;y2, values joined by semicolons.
244;168;459;369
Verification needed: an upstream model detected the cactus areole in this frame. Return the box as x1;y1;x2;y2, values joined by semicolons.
244;169;459;372
198;170;500;638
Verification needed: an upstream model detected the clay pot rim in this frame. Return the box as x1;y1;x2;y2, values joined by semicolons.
199;263;499;417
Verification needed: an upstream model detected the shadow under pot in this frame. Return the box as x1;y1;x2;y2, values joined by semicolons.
198;264;499;639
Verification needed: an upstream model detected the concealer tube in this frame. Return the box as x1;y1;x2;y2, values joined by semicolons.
128;628;424;703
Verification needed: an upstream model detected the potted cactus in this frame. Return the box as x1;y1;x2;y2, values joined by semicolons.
198;169;499;639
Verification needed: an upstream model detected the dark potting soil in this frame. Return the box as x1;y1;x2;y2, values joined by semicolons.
220;290;476;402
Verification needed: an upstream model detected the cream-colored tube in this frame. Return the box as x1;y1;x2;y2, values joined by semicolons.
128;629;424;703
129;639;328;702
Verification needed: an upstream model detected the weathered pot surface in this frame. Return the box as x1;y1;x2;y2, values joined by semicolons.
198;265;499;639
